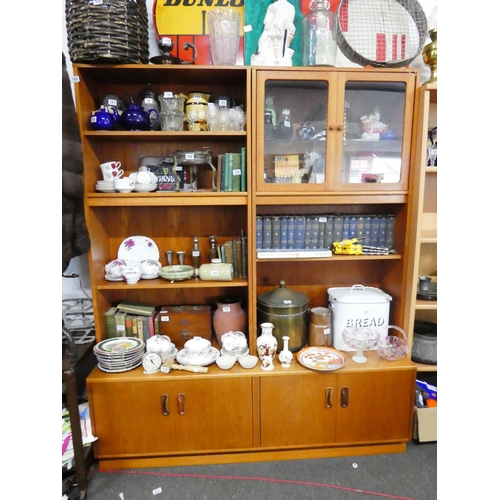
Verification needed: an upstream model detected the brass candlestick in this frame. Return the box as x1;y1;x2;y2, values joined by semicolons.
422;29;437;84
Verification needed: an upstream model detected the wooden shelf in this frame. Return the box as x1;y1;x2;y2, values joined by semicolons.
415;299;437;310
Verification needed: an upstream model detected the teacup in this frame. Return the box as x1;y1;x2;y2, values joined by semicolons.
114;177;136;191
139;166;158;183
100;161;123;181
121;265;142;284
136;170;152;184
184;336;211;358
105;258;129;277
140;259;161;276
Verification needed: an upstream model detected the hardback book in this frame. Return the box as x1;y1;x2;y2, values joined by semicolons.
385;215;396;249
104;306;118;338
271;216;281;249
216;154;224;192
131;315;139;338
363;215;373;246
136;315;143;341
286;216;295;249
274;154;300;183
240;147;246;192
219;243;226;262
318;216;326;249
224;240;234;267
231;152;242;192
125;314;133;337
232;238;241;278
378;216;388;247
304;216;314;249
256;216;263;250
295;215;306;249
114;311;127;337
341;216;351;240
262;216;272;249
356;216;365;241
224;152;233;192
279;216;288;249
241;234;248;279
349;216;357;239
141;315;149;341
331;215;342;244
370;215;381;247
117;300;156;316
311;216;320;249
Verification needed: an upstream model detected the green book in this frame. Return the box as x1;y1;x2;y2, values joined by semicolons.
114;311;127;337
117;300;156;316
240;147;246;192
224;152;233;192
231;153;241;192
104;306;118;338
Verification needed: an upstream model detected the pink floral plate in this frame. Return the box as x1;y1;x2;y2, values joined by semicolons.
296;346;347;372
117;235;160;264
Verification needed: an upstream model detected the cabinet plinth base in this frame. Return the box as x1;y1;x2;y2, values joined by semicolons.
95;442;407;470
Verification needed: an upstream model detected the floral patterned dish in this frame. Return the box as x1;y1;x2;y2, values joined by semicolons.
117;235;160;264
296;346;347;372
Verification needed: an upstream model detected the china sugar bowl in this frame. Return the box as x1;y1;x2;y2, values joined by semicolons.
221;331;248;356
216;355;236;370
140;259;161;278
146;334;174;360
184;336;211;359
121;265;142;284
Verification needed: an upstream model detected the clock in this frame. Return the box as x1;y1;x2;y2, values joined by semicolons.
142;352;162;374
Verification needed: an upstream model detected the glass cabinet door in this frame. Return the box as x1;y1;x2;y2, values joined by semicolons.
334;72;416;191
255;70;337;192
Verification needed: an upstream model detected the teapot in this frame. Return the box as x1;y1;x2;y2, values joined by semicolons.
120;95;159;131
90;105;119;131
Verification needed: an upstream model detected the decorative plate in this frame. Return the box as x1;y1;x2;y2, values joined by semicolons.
97;359;143;373
117;236;160;264
176;347;220;367
94;337;145;355
296;347;347;372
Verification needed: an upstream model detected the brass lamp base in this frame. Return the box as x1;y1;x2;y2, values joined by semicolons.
422;29;437;84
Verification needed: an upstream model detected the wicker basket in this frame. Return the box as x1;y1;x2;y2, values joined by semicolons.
65;0;149;64
336;0;427;68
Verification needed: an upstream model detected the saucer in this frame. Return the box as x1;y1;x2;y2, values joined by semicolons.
141;273;159;279
134;183;157;192
177;347;220;366
117;188;134;193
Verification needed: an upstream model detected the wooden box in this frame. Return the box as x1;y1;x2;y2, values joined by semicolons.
158;305;213;347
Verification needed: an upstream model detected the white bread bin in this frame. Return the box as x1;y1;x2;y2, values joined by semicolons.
327;285;392;351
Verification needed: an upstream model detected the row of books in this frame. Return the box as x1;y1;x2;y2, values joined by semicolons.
214;236;248;278
216;148;246;192
256;214;396;251
104;301;159;340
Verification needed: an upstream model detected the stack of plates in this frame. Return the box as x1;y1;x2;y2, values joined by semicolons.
96;180;116;192
94;337;145;373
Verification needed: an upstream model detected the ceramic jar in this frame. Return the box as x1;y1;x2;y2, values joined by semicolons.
198;260;233;281
213;297;247;346
256;322;278;371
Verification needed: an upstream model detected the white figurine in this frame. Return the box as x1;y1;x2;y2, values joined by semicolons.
251;0;296;66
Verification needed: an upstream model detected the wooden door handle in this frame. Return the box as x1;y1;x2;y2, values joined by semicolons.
325;387;333;408
177;393;186;415
161;394;169;416
341;387;349;407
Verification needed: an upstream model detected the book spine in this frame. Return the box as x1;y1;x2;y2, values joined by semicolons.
115;311;127;337
231;152;241;192
311;216;320;249
220;243;226;262
153;311;160;335
224;152;233;192
147;314;155;339
216;154;224;192
241;235;248;279
271;216;281;249
349;216;357;239
224;240;234;266
363;215;372;246
233;238;241;278
378;216;388;247
279;216;288;249
263;216;272;249
286;216;295;249
356;216;365;241
342;216;350;240
370;215;381;246
256;216;263;250
385;215;396;249
240;146;246;192
125;314;133;337
318;216;326;248
295;215;306;249
141;315;149;341
137;315;144;341
104;307;118;339
332;215;343;244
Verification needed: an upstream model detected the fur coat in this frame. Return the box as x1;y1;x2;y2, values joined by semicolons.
62;53;90;272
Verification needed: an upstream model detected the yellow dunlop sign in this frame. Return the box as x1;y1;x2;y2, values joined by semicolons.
154;0;245;36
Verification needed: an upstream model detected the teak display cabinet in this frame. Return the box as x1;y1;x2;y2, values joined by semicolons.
75;65;420;468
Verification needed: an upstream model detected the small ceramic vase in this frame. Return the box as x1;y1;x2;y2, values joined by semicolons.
257;322;278;371
278;335;293;368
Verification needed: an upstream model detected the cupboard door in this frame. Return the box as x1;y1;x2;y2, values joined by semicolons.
335;370;414;444
89;380;177;457
260;374;337;447
173;377;254;452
